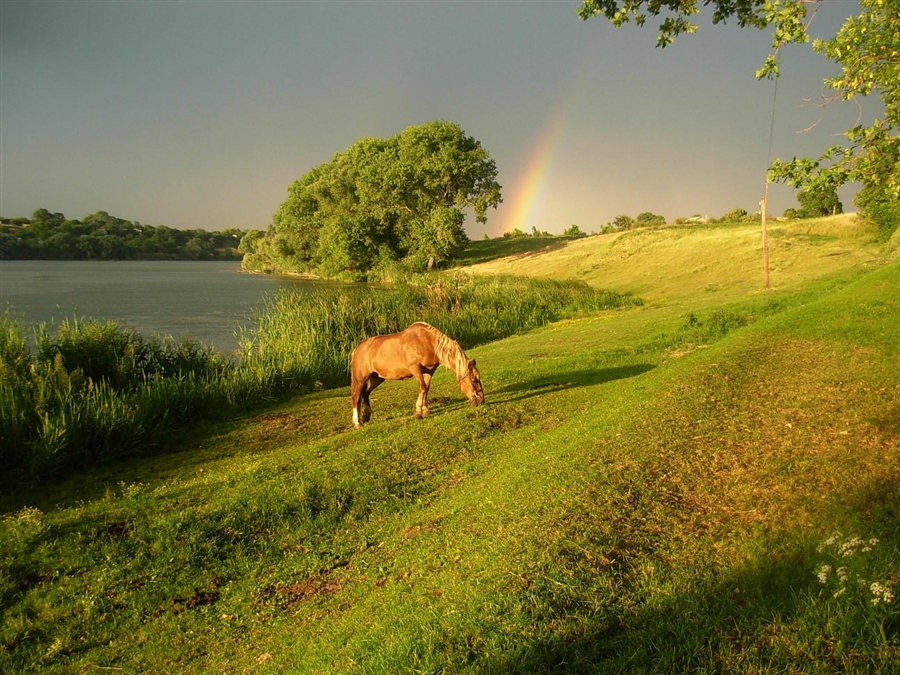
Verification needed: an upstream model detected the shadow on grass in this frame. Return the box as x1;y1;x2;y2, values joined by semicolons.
455;236;573;267
482;476;900;674
495;364;656;404
488;552;818;674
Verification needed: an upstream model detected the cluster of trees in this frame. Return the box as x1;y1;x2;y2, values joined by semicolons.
242;120;502;279
0;209;247;261
501;214;667;240
609;212;667;230
501;224;588;239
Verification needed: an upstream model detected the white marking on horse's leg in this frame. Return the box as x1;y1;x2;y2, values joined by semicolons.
413;387;424;419
352;407;360;428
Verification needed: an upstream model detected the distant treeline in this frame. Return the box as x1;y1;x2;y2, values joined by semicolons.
0;209;250;261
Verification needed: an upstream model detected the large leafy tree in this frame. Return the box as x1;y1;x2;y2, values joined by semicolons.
248;120;502;278
577;0;900;239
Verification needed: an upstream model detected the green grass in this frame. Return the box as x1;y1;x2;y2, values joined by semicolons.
1;276;633;486
462;213;885;307
1;217;898;673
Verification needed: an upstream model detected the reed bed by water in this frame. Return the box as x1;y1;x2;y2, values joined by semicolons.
0;275;637;487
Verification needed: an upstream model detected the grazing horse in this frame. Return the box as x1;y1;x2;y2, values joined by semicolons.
350;322;484;428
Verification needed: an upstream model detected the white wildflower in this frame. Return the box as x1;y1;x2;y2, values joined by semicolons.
833;587;846;599
817;533;841;553
836;567;848;584
839;536;865;557
870;582;895;605
817;565;832;584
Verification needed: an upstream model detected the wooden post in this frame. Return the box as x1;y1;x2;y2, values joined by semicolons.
761;184;771;290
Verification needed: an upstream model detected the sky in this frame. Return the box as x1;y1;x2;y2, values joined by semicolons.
0;0;873;238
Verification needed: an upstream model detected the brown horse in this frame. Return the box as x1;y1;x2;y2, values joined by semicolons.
350;322;484;428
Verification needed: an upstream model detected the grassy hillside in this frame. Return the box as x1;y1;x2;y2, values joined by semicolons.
460;215;886;306
2;217;898;673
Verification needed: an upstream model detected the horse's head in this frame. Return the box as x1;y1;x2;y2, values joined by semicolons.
459;359;484;406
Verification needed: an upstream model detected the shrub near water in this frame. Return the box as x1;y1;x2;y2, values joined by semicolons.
1;276;637;486
0;315;233;484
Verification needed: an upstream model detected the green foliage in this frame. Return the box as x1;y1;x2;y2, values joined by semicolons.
502;228;528;239
563;223;588;238
0;316;234;484
246;120;502;278
244;274;637;392
766;0;899;238
610;212;666;229
857;178;900;242
635;211;667;228
718;206;761;223
797;183;843;219
577;0;771;47
613;214;634;230
1;277;635;487
0;209;248;261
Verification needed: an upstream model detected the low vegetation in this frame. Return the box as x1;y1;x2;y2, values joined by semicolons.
0;275;635;487
1;215;897;673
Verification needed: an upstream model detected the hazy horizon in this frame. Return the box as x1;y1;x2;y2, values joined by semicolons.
1;1;873;237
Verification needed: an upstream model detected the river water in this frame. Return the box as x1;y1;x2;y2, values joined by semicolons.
0;260;323;355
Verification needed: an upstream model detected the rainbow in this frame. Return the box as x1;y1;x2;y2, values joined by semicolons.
499;41;601;237
502;100;574;236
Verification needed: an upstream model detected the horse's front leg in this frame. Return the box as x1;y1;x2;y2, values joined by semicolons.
413;370;433;419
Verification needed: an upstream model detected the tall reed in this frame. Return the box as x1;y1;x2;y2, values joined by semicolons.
1;276;637;487
242;274;637;390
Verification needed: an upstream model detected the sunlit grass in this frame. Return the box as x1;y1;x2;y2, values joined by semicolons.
1;219;897;673
462;214;885;306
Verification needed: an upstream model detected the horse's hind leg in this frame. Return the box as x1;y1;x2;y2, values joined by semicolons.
360;375;383;424
351;373;368;428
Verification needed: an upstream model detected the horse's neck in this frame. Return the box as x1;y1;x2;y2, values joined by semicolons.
433;330;466;379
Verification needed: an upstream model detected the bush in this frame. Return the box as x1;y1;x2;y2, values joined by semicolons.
613;215;634;230
857;183;900;242
635;212;666;228
721;207;748;222
502;228;528;239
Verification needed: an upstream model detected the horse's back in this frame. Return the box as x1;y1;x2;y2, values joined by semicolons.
351;323;440;381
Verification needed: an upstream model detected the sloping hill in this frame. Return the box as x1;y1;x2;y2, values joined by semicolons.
463;215;884;306
2;218;898;673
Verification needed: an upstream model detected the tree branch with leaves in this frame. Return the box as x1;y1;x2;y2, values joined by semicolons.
578;0;900;239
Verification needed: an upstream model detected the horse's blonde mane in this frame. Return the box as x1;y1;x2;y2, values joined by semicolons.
414;322;468;379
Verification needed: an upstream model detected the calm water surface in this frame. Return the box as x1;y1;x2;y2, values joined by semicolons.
0;260;324;355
